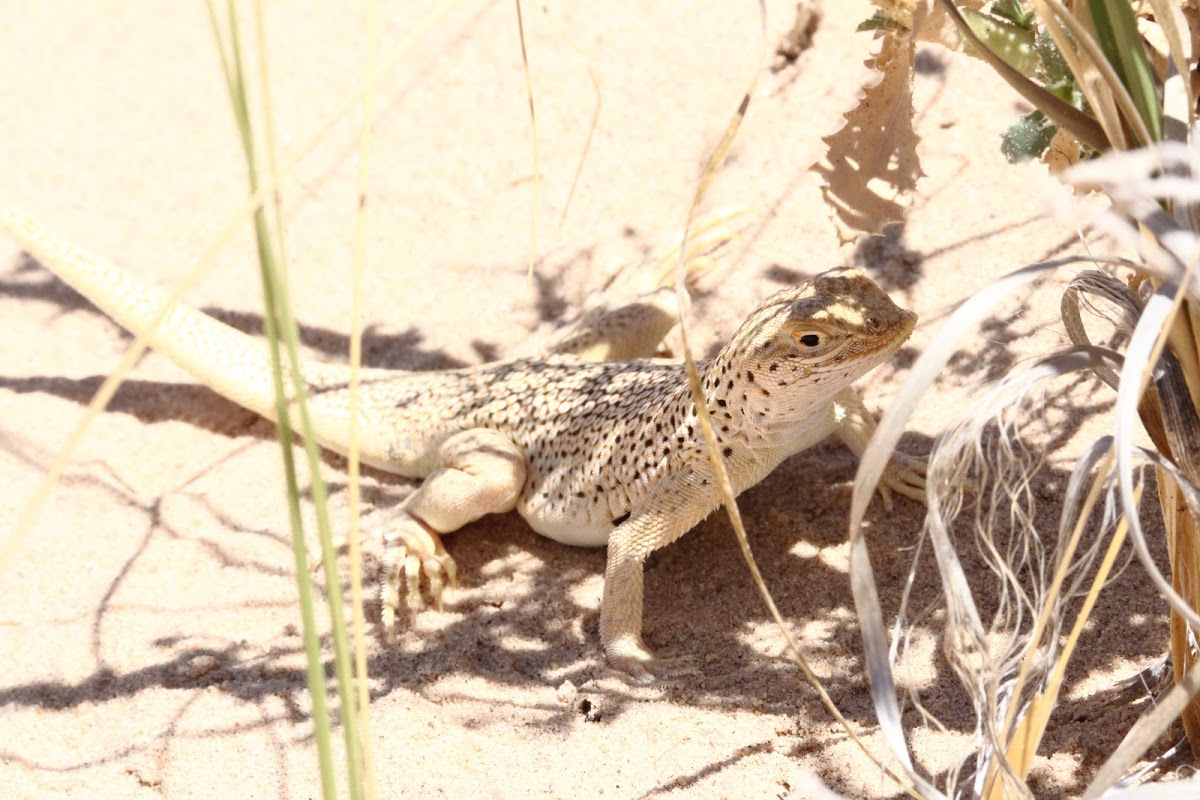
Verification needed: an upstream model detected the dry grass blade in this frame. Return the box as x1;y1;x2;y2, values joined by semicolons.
1061;270;1141;391
534;2;602;230
1114;283;1200;635
1147;0;1194;107
990;455;1135;797
915;351;1126;797
1058;139;1200;776
514;0;541;278
1161;468;1200;753
1094;770;1200;799
672;3;922;796
1063;144;1200;290
1085;447;1200;795
850;257;1085;796
1147;0;1195;141
1061;270;1172;455
651;206;753;288
1110;239;1200;767
1086;642;1200;796
850;254;1130;796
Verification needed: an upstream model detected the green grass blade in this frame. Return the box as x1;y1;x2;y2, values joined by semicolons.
1088;0;1163;142
347;0;380;796
937;0;1109;150
208;2;347;797
238;4;364;796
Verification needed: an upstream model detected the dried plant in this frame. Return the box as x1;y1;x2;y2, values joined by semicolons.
829;0;1200;796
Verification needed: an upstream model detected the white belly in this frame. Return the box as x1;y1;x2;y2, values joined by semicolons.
516;402;843;549
521;510;612;547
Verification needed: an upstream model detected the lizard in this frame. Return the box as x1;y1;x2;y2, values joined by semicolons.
0;207;924;681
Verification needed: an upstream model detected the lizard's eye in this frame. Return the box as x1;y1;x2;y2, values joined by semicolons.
789;327;847;363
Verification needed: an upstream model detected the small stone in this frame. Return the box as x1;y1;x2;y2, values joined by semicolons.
181;654;221;680
556;679;578;703
574;695;605;722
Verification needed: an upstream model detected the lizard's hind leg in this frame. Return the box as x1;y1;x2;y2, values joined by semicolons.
544;286;685;361
379;428;527;640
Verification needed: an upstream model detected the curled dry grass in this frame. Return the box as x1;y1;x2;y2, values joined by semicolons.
847;1;1200;796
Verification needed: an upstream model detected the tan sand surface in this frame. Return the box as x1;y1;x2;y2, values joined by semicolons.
0;2;1177;797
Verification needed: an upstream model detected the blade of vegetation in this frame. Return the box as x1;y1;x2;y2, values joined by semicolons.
1064;143;1200;766
1062;267;1181;465
1114;282;1200;638
651;206;753;288
849;255;1126;796
1084;448;1200;795
515;0;541;279
211;2;365;796
916;349;1127;797
1031;0;1154;148
989;455;1134;796
851;260;1060;752
205;3;337;796
673;3;923;796
1094;770;1200;799
1148;0;1194;107
935;0;1109;151
1085;612;1200;796
1147;0;1195;140
1162;468;1200;752
1113;278;1200;767
535;3;603;230
347;0;380;795
959;7;1040;76
1088;0;1162;142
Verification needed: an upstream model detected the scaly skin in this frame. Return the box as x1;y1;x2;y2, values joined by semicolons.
0;208;924;681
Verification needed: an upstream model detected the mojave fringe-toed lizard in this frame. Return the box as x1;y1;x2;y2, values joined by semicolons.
1;208;924;681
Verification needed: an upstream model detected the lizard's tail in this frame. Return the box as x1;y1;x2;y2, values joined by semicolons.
0;207;329;426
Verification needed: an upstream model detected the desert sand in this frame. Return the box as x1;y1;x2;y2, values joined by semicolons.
0;2;1179;797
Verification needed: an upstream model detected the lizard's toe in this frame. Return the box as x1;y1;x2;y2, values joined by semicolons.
605;636;699;683
879;453;927;506
404;550;425;612
379;510;458;636
423;550;455;611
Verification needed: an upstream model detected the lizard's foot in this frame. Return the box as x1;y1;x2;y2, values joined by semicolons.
380;509;458;641
605;636;699;683
878;452;927;510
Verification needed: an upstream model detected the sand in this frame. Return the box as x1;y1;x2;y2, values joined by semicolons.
0;2;1180;797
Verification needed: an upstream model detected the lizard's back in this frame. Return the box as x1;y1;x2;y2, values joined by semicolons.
1;208;698;545
345;355;695;545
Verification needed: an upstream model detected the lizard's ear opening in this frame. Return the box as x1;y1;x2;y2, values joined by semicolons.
789;326;847;362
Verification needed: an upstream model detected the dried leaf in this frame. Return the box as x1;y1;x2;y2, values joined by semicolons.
814;34;922;243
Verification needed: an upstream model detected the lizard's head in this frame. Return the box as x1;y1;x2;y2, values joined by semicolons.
714;268;916;394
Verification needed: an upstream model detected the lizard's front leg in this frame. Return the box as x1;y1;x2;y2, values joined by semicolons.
832;387;926;508
600;465;717;682
379;428;526;638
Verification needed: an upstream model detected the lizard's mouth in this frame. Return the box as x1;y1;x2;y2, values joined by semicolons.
829;312;918;373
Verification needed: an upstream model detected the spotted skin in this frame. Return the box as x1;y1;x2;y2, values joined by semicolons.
1;207;924;682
